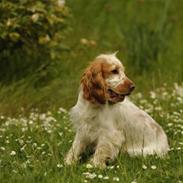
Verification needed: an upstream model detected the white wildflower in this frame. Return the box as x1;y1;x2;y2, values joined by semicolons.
142;164;147;169
150;91;156;99
83;172;97;179
58;0;65;6
0;116;5;119
80;38;89;45
20;144;26;151
168;123;173;127
41;151;46;155
39;114;46;120
12;169;18;173
113;177;120;181
18;139;24;145
103;176;109;180
29;120;33;124
98;174;103;179
86;163;93;169
151;165;157;169
108;165;115;169
31;13;39;22
58;107;67;113
47;130;52;134
0;147;5;151
58;132;63;137
57;164;63;168
10;151;16;156
32;143;37;148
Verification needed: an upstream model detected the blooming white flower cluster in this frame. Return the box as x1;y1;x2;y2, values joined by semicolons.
83;171;119;181
0;107;71;175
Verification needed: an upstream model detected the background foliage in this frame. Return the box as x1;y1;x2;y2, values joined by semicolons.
0;0;183;115
0;0;69;83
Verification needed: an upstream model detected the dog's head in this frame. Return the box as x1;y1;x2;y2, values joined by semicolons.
81;53;135;104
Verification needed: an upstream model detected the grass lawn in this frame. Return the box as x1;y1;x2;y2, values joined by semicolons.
0;0;183;182
0;84;182;183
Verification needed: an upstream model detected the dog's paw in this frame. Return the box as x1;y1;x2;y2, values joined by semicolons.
90;158;106;169
64;152;77;165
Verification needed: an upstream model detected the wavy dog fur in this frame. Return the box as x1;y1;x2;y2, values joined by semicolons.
81;59;107;104
65;53;169;168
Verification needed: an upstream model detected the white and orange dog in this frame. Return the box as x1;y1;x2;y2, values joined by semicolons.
65;53;169;168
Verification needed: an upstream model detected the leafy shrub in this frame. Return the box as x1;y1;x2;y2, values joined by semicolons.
0;0;70;83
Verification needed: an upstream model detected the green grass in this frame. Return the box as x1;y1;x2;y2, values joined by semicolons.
0;84;182;183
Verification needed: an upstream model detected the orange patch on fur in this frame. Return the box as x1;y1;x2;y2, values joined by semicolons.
81;59;108;104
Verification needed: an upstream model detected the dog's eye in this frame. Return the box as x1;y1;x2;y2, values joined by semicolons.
111;69;118;74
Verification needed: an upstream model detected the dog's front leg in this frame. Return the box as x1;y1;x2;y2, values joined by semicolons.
91;132;125;168
65;132;86;165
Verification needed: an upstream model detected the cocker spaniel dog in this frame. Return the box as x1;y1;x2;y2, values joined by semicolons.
65;53;169;168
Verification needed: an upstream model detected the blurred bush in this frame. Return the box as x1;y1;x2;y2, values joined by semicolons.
125;23;171;73
123;0;172;73
0;0;70;84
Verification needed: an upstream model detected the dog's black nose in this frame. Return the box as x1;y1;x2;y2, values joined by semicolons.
130;84;135;92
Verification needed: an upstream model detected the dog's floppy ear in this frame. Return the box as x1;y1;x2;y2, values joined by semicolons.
81;60;106;104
